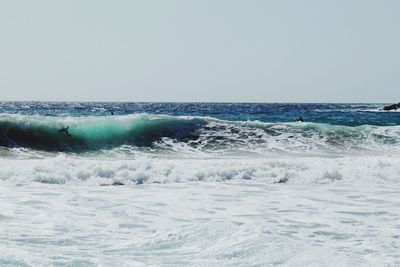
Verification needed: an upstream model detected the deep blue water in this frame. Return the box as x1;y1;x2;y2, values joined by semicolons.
0;102;398;126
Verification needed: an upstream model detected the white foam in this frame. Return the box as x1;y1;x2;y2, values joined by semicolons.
1;181;399;266
0;154;399;186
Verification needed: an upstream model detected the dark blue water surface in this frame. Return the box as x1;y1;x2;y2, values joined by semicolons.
0;102;399;126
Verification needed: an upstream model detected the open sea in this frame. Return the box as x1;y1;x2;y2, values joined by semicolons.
0;102;399;266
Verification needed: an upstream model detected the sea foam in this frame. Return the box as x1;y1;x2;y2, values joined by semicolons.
1;154;399;186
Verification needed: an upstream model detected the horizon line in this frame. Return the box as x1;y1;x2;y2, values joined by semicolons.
0;100;393;104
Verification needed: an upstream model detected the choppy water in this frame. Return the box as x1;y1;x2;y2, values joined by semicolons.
0;102;399;266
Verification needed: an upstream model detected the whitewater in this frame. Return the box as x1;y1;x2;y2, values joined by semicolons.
0;102;399;266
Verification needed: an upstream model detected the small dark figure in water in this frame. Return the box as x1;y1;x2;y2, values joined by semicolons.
298;117;304;122
111;111;114;115
58;126;71;137
278;177;288;183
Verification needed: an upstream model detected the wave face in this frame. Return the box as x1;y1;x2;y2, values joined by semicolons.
0;114;205;152
0;113;400;154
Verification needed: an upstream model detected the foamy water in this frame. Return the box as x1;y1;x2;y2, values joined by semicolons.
1;153;400;266
1;180;399;266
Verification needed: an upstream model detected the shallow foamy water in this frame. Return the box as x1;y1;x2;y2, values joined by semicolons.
1;180;399;266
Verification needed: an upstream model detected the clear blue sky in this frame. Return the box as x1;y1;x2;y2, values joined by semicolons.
0;0;399;102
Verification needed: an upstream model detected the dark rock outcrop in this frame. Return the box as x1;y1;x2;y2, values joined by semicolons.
383;103;400;111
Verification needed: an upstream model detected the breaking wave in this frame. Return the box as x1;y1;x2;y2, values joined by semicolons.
0;113;399;186
0;113;399;155
0;114;205;152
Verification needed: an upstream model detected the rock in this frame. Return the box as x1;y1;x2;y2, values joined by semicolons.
383;103;400;111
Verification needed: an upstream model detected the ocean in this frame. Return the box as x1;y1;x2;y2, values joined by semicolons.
0;102;399;266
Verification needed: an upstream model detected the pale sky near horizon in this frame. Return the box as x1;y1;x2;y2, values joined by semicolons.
0;0;399;102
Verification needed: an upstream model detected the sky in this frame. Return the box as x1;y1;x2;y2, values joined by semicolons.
0;0;399;102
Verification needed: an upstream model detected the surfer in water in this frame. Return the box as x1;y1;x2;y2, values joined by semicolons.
58;126;71;137
297;117;304;122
